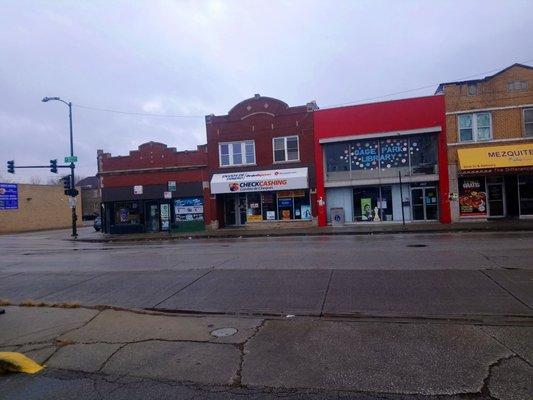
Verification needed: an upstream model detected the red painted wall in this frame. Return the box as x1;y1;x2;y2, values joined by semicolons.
314;95;450;226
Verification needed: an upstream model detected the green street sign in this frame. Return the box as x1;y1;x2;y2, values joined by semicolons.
64;156;78;163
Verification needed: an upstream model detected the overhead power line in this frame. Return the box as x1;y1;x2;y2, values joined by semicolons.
72;59;533;117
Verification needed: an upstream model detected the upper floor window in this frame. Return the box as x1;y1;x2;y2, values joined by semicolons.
458;112;492;142
508;80;528;92
525;108;533;136
219;140;255;167
273;136;299;162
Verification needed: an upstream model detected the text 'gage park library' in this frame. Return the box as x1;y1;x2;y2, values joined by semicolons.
209;167;313;226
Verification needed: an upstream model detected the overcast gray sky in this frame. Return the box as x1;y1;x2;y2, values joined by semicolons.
1;0;532;183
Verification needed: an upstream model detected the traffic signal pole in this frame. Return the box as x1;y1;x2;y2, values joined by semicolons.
68;102;77;238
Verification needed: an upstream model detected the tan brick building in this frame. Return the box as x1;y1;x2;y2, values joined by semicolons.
437;63;533;221
0;183;83;234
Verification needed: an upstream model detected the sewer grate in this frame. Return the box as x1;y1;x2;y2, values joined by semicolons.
210;327;238;338
406;244;427;248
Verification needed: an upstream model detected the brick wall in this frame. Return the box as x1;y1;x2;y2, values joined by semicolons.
0;184;83;234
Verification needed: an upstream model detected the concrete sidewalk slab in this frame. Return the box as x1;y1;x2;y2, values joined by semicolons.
156;269;331;315
323;270;533;317
40;270;208;309
242;319;511;395
59;309;262;344
484;269;533;307
101;340;240;385
47;343;123;373
480;326;533;363
0;306;98;346
0;272;99;303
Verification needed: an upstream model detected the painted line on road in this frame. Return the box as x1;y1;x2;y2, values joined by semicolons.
151;269;214;309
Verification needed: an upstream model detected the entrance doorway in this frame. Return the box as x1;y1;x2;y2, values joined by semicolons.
145;203;160;232
487;181;505;218
223;194;247;226
411;187;438;221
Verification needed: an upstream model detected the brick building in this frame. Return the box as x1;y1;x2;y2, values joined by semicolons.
314;95;450;227
97;141;208;233
204;95;318;229
437;63;533;221
0;183;83;234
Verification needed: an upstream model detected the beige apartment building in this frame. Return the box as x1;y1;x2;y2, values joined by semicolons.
437;63;533;221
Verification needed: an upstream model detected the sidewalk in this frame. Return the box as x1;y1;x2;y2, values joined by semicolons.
78;220;533;242
1;305;532;399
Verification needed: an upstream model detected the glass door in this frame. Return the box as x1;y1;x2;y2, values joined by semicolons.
238;194;247;225
487;183;505;217
224;195;237;226
411;187;438;221
145;203;160;232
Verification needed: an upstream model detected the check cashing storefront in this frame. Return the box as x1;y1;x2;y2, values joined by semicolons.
210;167;313;227
456;142;533;219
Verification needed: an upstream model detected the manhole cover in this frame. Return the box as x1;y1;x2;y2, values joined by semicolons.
210;327;238;338
406;244;427;248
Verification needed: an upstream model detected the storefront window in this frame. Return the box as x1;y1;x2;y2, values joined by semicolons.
324;133;438;182
247;192;262;222
113;202;140;225
410;134;438;175
353;186;393;222
458;177;487;217
261;192;277;220
519;175;533;215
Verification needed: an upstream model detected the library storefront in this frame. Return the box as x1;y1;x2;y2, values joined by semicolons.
210;167;312;227
323;132;442;224
456;142;533;219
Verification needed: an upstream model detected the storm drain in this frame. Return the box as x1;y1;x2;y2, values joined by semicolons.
406;244;427;248
210;327;238;338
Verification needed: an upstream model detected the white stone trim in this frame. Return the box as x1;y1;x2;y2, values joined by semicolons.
446;103;533;115
318;126;441;144
447;137;533;147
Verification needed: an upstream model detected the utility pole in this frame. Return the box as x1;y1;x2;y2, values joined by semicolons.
42;97;78;238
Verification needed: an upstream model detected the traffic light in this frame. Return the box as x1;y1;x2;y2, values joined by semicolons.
50;159;58;173
7;160;15;174
62;175;71;195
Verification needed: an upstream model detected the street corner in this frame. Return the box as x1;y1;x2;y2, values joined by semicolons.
58;308;263;345
241;319;516;396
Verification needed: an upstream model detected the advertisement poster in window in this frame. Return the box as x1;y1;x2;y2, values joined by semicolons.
161;204;170;230
175;197;204;221
266;211;276;220
361;198;373;221
301;205;312;220
459;178;487;216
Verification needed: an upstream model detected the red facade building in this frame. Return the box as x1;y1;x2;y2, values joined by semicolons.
203;94;318;229
314;95;451;227
97;142;208;233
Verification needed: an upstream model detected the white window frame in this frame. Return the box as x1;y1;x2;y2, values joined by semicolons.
218;140;256;167
272;135;300;163
457;112;493;142
524;108;533;137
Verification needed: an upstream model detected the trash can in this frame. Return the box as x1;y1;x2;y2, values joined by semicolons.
330;207;345;227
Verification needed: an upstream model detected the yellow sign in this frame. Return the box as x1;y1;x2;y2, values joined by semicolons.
247;214;263;222
458;143;533;170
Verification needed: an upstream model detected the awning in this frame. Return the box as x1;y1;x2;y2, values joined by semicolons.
210;167;308;194
458;143;533;172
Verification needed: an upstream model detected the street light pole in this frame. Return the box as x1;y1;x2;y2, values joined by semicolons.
42;96;78;238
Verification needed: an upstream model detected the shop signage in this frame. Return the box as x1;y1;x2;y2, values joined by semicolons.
164;191;172;199
168;181;176;191
133;185;143;195
458;177;487;217
210;167;308;194
174;197;204;221
247;214;263;222
0;183;18;210
458;143;533;171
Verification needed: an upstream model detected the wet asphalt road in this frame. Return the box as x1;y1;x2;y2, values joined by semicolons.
0;228;532;318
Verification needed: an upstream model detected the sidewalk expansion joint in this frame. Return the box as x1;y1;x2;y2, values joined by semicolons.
479;269;533;311
319;270;334;317
151;268;214;309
